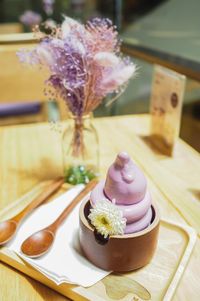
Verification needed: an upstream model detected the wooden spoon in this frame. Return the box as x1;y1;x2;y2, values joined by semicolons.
21;179;98;258
0;178;64;246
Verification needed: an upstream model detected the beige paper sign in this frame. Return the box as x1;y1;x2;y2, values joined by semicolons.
150;65;186;155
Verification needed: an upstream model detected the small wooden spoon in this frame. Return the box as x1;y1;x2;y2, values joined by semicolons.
21;179;98;258
0;178;64;246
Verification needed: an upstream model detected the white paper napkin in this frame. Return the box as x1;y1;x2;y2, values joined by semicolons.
8;185;111;287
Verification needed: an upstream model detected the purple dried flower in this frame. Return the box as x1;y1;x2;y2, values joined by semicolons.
19;10;42;27
43;0;55;16
17;17;136;117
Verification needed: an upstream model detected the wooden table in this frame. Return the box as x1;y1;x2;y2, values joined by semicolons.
0;114;199;301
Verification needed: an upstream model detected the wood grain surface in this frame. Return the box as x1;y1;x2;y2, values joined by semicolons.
0;43;48;103
0;114;199;301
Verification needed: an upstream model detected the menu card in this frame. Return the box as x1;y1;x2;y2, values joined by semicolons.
150;65;186;155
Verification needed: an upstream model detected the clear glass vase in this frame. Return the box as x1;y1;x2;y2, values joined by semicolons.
62;113;99;185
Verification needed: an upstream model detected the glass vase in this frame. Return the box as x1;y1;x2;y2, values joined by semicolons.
62;113;99;185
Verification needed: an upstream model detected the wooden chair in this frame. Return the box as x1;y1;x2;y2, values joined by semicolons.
0;23;23;34
0;33;53;125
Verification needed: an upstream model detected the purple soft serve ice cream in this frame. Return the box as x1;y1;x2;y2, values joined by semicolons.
90;151;152;234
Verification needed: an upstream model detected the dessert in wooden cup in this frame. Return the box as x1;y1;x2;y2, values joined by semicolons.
79;152;160;271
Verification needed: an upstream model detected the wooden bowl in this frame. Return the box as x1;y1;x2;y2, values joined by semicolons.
79;199;160;272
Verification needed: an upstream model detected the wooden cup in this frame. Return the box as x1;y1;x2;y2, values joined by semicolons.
79;199;160;272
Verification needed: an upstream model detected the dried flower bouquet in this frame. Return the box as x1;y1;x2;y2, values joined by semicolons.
18;16;136;183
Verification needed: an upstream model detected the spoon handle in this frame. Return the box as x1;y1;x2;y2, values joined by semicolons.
48;179;98;232
12;178;64;223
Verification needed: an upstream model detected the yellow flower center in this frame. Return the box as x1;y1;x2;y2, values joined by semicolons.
96;215;112;232
101;217;109;226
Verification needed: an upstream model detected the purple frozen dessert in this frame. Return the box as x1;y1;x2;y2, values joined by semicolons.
90;152;152;234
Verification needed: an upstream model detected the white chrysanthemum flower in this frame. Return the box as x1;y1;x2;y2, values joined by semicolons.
88;200;126;238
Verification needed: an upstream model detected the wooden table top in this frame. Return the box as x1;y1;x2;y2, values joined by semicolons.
0;114;199;301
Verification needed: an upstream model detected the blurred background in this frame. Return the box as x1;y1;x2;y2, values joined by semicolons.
0;0;200;152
